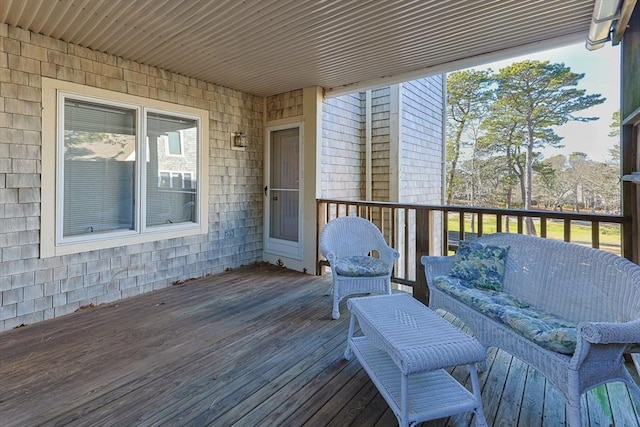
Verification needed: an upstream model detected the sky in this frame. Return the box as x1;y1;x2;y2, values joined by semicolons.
466;42;620;162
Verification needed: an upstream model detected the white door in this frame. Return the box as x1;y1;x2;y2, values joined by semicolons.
265;124;303;259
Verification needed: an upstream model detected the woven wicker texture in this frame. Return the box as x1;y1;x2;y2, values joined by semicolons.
348;293;485;375
422;233;640;427
346;293;487;426
319;216;399;319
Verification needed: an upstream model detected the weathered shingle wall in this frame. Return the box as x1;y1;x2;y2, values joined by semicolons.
400;77;444;204
321;93;364;199
0;24;264;332
266;90;303;121
371;88;390;201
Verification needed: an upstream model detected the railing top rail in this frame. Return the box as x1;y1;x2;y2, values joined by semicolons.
317;199;624;224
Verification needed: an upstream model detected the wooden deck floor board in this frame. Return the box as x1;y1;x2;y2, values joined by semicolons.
543;374;567;426
493;356;527;425
185;316;349;426
0;263;638;427
219;334;350;426
520;366;545;427
608;382;640;426
59;280;331;426
261;351;363;426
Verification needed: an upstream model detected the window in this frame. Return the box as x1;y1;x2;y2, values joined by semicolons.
158;171;194;190
166;131;183;155
41;78;209;257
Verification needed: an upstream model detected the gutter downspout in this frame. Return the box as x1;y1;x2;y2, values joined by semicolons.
586;0;623;50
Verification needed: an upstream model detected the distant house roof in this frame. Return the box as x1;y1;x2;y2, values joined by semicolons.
0;0;626;97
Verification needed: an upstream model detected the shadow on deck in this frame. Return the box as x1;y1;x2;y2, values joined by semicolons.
0;263;638;426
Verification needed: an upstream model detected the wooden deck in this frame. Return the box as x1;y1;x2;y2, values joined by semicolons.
1;263;639;426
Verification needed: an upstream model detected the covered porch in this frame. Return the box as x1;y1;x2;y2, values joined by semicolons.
0;1;639;425
1;263;638;426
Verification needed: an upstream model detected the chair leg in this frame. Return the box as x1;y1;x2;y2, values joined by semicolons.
325;283;333;296
332;292;341;320
566;374;582;427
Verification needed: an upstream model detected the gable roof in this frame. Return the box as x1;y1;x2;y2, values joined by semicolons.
0;0;603;96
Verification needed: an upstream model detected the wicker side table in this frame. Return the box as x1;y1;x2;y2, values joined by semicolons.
345;293;487;427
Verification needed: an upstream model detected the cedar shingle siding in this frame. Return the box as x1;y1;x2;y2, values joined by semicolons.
321;79;444;205
0;24;264;332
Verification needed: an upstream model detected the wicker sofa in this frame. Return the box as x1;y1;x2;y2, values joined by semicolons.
421;233;640;427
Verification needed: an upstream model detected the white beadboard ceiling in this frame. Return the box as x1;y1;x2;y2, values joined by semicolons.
0;0;599;97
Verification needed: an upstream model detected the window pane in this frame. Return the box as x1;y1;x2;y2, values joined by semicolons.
270;128;299;190
146;112;198;226
167;131;182;155
269;190;299;241
63;99;136;237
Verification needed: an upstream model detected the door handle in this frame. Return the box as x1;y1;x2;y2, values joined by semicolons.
264;185;268;196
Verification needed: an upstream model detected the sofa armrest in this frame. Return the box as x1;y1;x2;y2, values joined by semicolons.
421;255;455;287
578;319;640;345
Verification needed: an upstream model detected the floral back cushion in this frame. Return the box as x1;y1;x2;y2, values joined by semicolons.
450;241;510;291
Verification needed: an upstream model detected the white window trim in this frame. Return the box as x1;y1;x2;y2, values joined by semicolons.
41;78;209;258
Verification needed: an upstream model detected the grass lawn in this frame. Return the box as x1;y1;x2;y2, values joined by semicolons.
447;213;622;254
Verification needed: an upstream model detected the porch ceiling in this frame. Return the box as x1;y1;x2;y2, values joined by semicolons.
0;0;597;97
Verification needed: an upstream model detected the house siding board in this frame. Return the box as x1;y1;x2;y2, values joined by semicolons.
399;77;444;204
371;88;390;201
390;77;444;280
266;89;303;121
321;93;364;199
0;23;264;332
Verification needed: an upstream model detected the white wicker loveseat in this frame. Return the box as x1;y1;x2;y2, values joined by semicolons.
421;233;640;427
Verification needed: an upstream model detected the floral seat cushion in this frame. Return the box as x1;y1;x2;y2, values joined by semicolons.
433;276;528;321
333;255;391;277
433;275;577;354
500;306;577;354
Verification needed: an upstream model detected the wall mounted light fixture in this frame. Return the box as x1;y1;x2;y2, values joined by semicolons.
231;131;247;151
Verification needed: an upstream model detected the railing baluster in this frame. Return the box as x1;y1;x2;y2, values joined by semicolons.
415;208;431;304
443;209;450;254
404;208;410;280
592;221;600;249
391;207;396;250
564;219;571;242
517;216;523;234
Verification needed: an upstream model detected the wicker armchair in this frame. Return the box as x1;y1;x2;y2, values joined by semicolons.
319;216;399;320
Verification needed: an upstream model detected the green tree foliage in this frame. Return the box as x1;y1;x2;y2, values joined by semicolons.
609;110;620;138
446;60;613;229
446;69;493;204
493;61;605;233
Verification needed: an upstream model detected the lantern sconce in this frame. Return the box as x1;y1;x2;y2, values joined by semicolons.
231;131;247;151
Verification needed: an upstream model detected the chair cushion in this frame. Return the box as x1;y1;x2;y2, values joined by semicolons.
333;256;391;277
500;306;577;355
433;276;527;322
450;241;510;291
433;275;577;355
